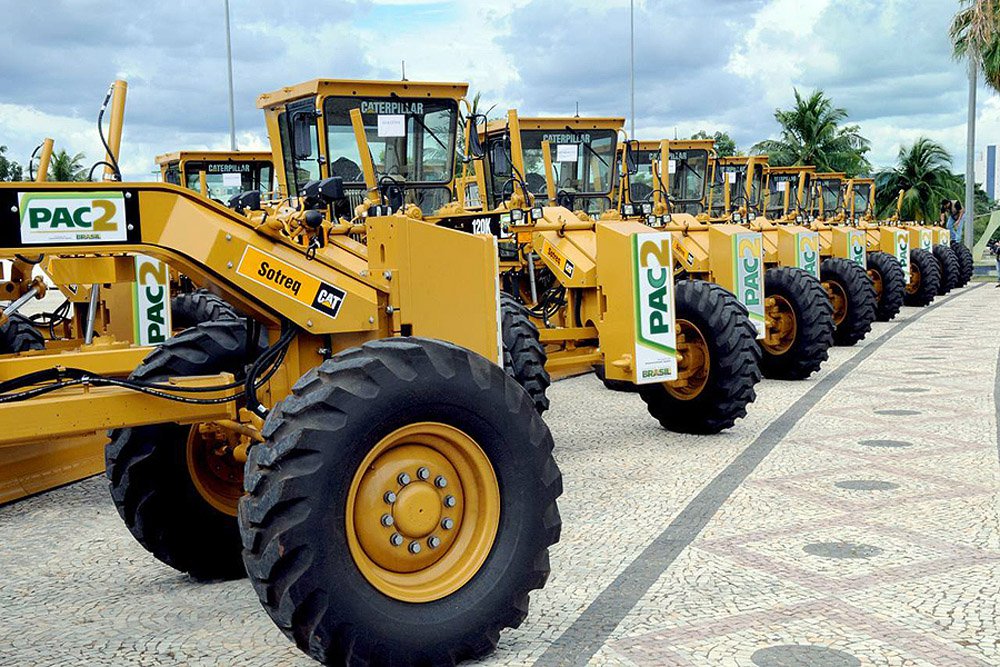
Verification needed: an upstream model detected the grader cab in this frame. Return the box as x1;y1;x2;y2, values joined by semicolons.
156;150;274;203
617;141;834;380
0;80;564;667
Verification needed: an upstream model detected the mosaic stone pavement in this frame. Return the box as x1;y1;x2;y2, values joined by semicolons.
0;284;996;666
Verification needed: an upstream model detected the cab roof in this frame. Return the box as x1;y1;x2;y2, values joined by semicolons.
628;139;715;151
485;116;625;134
766;165;816;175
257;79;469;110
155;150;273;166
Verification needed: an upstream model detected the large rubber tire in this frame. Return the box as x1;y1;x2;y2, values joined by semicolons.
106;320;260;580
820;258;877;346
951;240;974;286
0;313;44;353
866;251;905;322
904;248;940;307
240;337;561;666
500;293;550;414
171;289;238;330
637;280;761;434
932;244;961;295
760;267;834;380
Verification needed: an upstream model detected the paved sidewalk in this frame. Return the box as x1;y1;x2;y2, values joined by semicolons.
0;285;996;667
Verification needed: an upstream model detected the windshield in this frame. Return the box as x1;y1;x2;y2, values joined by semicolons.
520;129;617;196
628;149;657;202
818;180;843;215
766;174;799;217
667;149;708;203
852;185;871;215
323;96;458;186
709;163;761;216
183;161;273;201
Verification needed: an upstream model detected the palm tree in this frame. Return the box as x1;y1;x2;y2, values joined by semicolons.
875;138;964;222
0;144;23;181
751;89;871;177
950;0;1000;247
48;149;88;182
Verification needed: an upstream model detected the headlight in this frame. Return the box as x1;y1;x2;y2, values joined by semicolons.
511;209;524;222
796;215;803;223
624;204;635;216
732;213;742;222
663;214;671;224
748;212;756;221
531;207;543;220
647;214;657;225
641;203;652;215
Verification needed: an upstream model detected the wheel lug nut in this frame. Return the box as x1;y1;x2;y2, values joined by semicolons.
434;475;447;488
384;491;397;504
398;472;411;486
443;495;456;508
428;536;441;549
441;518;455;530
416;467;430;480
380;514;394;527
389;533;403;547
408;541;422;554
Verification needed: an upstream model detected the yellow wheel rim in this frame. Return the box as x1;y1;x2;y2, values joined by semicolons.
666;319;710;400
905;265;921;294
763;295;797;355
824;280;849;326
346;422;500;603
186;425;244;517
867;269;883;301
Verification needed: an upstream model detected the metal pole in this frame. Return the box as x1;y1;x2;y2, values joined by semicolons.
965;57;977;250
224;0;237;151
84;285;100;345
629;0;635;139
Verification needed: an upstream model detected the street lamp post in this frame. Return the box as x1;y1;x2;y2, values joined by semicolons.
224;0;237;151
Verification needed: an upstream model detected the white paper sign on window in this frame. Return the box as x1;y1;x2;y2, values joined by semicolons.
377;114;406;138
726;171;737;184
222;172;243;187
555;144;578;162
667;159;677;174
777;181;788;191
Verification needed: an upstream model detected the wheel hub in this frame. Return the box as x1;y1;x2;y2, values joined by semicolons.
867;269;883;300
906;265;921;294
762;295;797;354
346;423;499;602
666;319;710;399
823;280;848;325
187;423;245;517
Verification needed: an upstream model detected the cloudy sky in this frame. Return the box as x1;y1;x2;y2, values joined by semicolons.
0;0;994;181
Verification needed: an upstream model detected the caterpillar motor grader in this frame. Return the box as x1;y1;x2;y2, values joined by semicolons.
446;113;763;434
0;78;564;667
618;141;833;380
812;172;944;308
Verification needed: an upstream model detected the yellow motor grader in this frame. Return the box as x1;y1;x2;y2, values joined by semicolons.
618;141;833;380
0;78;564;667
438;112;763;434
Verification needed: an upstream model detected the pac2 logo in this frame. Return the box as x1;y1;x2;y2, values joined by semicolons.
734;233;766;338
796;232;820;278
919;230;932;251
133;255;171;345
895;231;911;277
18;191;128;244
849;231;866;266
631;232;678;384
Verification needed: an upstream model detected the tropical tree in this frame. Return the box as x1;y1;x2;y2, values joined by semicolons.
950;0;1000;247
874;138;964;221
690;130;738;157
751;89;871;177
0;145;23;181
48;149;88;182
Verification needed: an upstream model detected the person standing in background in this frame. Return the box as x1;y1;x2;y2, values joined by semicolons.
949;199;965;243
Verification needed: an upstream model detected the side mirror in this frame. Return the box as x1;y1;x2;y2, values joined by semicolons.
302;176;345;207
291;113;313;160
467;115;484;159
229;190;261;213
624;141;639;175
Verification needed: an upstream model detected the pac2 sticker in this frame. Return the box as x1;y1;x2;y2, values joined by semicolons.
734;232;766;338
796;231;820;279
18;191;128;244
849;230;866;266
237;246;345;318
631;232;678;383
894;230;911;279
